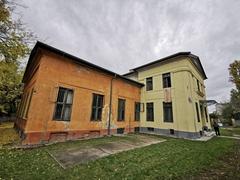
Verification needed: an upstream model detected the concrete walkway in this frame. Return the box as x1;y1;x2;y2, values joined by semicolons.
219;135;240;140
48;134;166;168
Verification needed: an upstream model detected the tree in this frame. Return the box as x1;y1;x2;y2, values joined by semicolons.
0;0;33;63
0;0;34;115
0;62;23;114
229;60;240;92
230;89;240;113
221;103;234;125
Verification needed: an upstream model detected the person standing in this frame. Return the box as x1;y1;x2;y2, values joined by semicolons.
213;121;220;136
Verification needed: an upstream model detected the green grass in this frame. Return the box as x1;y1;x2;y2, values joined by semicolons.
0;122;19;146
0;135;237;180
221;127;240;136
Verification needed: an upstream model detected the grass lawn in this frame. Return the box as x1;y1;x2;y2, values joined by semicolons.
220;127;240;136
0;132;239;179
0;122;19;146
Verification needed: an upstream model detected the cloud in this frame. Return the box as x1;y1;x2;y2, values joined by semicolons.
17;0;240;103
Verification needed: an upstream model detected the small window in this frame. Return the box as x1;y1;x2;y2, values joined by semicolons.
147;127;154;132
117;128;124;134
195;102;200;122
163;102;173;122
163;73;171;88
135;102;141;121
134;127;140;132
54;87;74;121
204;106;208;122
146;102;154;121
170;129;174;135
91;94;104;121
146;77;153;91
118;99;125;121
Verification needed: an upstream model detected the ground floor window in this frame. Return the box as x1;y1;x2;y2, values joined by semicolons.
118;99;126;121
195;102;200;122
135;102;140;121
163;102;173;122
146;102;154;121
91;94;104;121
53;87;73;121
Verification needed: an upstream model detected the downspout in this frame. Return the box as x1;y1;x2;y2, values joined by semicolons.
108;74;117;135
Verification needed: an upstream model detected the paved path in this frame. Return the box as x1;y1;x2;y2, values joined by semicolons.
219;135;240;140
48;134;166;168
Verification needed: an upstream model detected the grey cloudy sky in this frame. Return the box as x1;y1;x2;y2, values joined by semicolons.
17;0;240;103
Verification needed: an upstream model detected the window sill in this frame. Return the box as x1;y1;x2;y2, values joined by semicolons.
52;119;71;122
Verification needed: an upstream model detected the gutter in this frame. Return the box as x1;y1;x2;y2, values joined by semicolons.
108;74;117;135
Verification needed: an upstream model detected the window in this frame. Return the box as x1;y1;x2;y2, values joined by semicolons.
162;73;171;88
117;128;124;134
146;77;153;91
135;102;141;121
91;94;104;121
118;99;125;121
163;102;173;122
25;88;34;118
195;102;200;122
146;102;154;121
197;79;200;91
134;127;140;132
147;127;154;132
53;87;74;121
205;106;208;122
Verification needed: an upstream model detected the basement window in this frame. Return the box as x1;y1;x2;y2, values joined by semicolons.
53;87;73;121
117;128;125;134
170;129;174;135
147;127;154;132
134;127;140;132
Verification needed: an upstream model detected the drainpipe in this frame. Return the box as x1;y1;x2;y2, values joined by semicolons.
108;74;117;135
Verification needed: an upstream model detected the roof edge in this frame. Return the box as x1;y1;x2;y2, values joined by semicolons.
23;41;144;87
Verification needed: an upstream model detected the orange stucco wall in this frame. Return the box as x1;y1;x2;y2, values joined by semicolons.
16;49;141;144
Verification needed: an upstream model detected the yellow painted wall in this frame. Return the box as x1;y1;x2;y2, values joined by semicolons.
126;57;210;133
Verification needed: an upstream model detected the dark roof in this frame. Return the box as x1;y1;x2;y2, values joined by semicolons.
123;52;207;80
23;41;144;87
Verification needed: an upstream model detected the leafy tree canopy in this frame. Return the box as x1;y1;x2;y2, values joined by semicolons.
0;0;34;115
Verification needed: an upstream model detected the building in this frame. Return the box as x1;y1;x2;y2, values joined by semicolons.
15;42;143;145
15;42;210;145
124;52;211;138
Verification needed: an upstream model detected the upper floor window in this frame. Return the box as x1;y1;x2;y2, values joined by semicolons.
146;102;154;121
135;102;141;121
54;87;73;121
146;77;153;91
163;102;173;122
91;94;104;121
162;73;171;88
118;99;125;121
197;79;200;91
